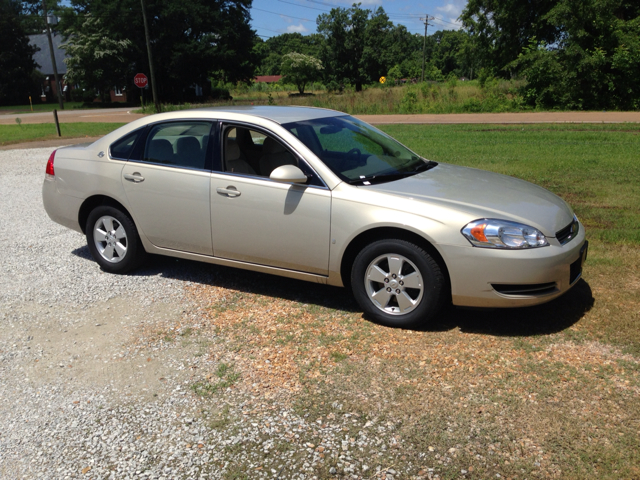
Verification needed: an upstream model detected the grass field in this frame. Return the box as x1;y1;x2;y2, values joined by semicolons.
136;80;527;115
0;122;125;146
157;122;638;479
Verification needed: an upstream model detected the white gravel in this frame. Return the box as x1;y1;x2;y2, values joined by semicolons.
0;146;410;480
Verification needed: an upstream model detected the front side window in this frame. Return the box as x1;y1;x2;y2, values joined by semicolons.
283;115;436;185
143;121;212;170
220;125;324;187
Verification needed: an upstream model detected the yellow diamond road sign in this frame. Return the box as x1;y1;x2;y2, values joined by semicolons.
379;76;386;84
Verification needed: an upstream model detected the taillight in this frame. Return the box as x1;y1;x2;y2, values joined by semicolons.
46;150;56;176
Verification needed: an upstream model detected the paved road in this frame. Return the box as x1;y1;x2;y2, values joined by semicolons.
0;107;144;125
359;111;640;124
2;107;640;126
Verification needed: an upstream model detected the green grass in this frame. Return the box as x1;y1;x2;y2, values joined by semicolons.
380;123;640;353
190;362;240;397
0;102;84;114
0;122;126;145
380;123;640;246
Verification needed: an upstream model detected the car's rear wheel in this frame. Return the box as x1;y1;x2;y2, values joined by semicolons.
351;239;445;328
86;206;146;273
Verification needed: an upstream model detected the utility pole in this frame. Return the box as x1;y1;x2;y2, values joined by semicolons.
140;0;160;113
43;0;64;110
420;15;434;83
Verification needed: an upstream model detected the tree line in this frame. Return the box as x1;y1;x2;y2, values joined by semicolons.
1;0;638;109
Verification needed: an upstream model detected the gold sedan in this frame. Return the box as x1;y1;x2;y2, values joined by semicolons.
43;107;587;327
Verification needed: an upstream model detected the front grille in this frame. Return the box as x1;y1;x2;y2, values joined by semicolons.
492;282;557;296
556;217;579;245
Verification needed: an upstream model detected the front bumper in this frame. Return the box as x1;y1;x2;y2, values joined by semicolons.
440;225;587;308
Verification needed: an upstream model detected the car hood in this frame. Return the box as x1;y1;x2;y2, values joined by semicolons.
367;163;574;236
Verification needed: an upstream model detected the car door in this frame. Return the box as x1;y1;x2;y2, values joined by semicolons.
121;120;214;255
210;124;331;275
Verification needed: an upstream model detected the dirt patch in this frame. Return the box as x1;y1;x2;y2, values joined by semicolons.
11;297;191;401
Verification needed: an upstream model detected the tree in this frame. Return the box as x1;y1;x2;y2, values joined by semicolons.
280;52;323;94
63;14;132;102
317;4;367;91
58;0;258;103
317;5;424;91
0;0;39;106
511;0;640;109
460;0;559;76
253;33;324;75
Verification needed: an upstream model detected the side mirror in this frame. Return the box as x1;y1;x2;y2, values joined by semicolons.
270;165;308;184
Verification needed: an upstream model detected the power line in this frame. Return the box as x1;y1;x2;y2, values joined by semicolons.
255;25;286;34
252;7;310;22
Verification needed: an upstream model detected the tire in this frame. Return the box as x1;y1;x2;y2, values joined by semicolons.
351;239;445;328
86;206;147;274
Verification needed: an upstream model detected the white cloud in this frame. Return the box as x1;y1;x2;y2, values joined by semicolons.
435;0;466;29
287;24;308;33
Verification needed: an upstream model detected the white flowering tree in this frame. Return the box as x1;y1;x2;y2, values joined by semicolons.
63;15;132;103
280;52;323;95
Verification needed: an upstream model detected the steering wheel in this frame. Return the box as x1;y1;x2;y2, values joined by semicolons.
346;148;362;166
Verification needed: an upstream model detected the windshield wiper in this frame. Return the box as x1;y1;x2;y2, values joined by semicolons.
347;160;438;185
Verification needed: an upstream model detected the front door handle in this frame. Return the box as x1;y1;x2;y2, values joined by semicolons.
216;186;241;197
124;172;145;183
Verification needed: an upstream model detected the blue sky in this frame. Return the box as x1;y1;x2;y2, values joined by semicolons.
250;0;468;40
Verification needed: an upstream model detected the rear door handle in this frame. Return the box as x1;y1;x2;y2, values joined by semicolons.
216;186;241;197
124;172;145;183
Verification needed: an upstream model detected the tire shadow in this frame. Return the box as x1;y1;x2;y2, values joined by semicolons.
71;248;594;337
424;278;594;336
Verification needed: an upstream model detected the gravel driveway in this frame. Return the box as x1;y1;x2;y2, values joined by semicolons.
0;147;407;480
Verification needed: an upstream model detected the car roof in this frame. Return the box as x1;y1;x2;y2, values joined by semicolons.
186;105;346;124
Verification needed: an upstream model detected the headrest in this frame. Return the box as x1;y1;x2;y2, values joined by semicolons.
176;136;200;155
262;137;287;155
148;139;173;162
225;138;241;160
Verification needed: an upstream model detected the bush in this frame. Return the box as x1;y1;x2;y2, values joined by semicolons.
210;87;232;100
400;91;418;113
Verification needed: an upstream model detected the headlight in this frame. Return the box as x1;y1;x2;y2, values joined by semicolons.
461;219;549;249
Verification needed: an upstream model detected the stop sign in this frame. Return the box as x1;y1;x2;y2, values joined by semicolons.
134;73;148;88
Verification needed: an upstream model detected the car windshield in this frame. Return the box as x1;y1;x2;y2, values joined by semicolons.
282;115;435;185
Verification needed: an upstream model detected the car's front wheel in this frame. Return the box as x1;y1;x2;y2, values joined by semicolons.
351;239;445;328
86;206;146;273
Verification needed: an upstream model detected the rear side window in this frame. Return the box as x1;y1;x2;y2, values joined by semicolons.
109;128;144;160
143;121;212;170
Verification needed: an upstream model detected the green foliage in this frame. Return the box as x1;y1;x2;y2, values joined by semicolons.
317;5;420;91
280;52;323;94
0;0;39;106
460;0;559;76
400;90;418;113
59;0;256;104
387;64;403;83
253;33;324;76
511;1;640;110
210;87;232;100
463;0;640;110
63;14;132;103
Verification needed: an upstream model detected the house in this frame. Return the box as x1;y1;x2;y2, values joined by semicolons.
29;33;70;102
255;75;283;83
28;33;128;103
